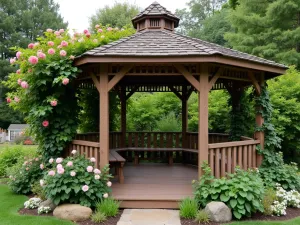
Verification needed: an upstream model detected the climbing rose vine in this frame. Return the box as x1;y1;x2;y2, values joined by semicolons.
4;26;134;159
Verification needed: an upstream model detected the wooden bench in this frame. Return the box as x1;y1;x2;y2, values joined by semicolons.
109;150;126;184
112;147;198;166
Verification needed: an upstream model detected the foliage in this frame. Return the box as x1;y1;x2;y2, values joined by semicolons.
262;189;277;216
0;0;67;127
96;198;120;217
179;198;198;219
194;162;264;219
225;0;300;68
43;154;112;208
4;27;134;159
0;144;37;177
91;211;107;223
24;197;42;209
195;210;210;224
31;181;46;200
155;112;181;132
89;2;140;30
0;185;74;225
7;156;43;194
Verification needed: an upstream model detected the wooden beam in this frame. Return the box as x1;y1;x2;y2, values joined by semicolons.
187;87;195;99
99;64;109;169
182;86;188;148
174;64;201;92
198;64;209;177
126;86;140;100
208;68;223;90
168;86;183;100
90;73;101;93
248;72;261;95
120;88;127;148
107;64;133;91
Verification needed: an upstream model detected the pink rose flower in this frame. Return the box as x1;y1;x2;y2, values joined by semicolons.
93;169;101;174
28;56;39;65
16;51;22;59
69;55;75;60
103;193;108;198
86;166;93;172
59;29;64;33
95;24;100;29
83;29;89;34
56;158;63;163
85;32;91;38
90;157;96;163
70;171;76;176
28;43;35;49
6;97;11;103
16;69;21;74
48;170;55;176
57;168;65;174
23;161;28;165
107;27;113;31
21;81;29;89
42;120;49;127
57;45;62;49
35;158;39;161
50;100;57;106
97;29;103;33
48;41;54;46
71;150;77;154
14;97;20;103
95;175;100;180
40;164;44;169
49;158;54;164
48;48;55;55
18;79;22;85
54;31;60;36
34;42;39;47
107;181;112;187
57;164;63;169
67;161;73;167
60;50;67;57
10;58;16;64
46;28;53;33
62;78;69;85
61;41;68;47
37;52;46;59
82;185;89;192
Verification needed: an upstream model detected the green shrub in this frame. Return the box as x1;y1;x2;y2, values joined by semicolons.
179;198;198;219
195;210;210;224
0;145;37;177
43;154;112;207
7;157;43;194
262;188;277;215
31;181;46;200
96;198;120;217
91;211;107;223
194;162;264;220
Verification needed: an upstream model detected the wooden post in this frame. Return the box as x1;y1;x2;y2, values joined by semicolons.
198;64;209;177
255;73;265;167
120;87;126;148
99;64;109;169
182;86;188;148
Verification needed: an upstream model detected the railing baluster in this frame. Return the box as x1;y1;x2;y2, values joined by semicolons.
221;147;226;177
215;148;220;178
227;147;232;174
243;145;248;170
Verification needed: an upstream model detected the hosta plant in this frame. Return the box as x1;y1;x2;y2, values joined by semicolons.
42;151;112;207
194;162;264;219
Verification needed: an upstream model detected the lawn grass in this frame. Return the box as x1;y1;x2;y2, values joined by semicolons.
0;185;74;225
229;218;300;225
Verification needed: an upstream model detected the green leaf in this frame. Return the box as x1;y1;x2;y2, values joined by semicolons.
211;194;219;200
220;194;230;202
230;199;237;208
245;203;251;213
239;191;247;198
233;211;242;219
237;198;245;205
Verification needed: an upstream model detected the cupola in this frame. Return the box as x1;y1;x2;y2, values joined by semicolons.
132;1;180;32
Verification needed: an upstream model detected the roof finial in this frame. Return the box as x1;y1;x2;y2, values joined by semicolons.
152;1;160;4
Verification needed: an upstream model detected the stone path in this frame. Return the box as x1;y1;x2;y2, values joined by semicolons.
117;209;181;225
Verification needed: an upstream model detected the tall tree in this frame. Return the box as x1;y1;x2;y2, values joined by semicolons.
175;0;228;36
225;0;300;68
89;2;140;29
0;0;67;128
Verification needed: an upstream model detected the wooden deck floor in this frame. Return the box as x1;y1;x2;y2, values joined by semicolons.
111;163;198;208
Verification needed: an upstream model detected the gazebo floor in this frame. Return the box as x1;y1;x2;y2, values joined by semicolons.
111;163;198;209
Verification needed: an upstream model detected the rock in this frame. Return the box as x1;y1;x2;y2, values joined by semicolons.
39;199;56;211
205;201;232;222
53;204;92;222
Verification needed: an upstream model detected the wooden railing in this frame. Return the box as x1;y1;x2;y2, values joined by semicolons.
208;139;260;178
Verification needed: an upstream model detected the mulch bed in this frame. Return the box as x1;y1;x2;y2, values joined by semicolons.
181;208;300;225
19;208;54;217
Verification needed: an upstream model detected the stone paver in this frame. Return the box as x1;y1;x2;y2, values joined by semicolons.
117;209;180;225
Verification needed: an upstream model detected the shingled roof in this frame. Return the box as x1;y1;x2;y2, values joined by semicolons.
132;1;180;28
82;30;286;69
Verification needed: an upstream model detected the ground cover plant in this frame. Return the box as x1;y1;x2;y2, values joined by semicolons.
179;197;199;219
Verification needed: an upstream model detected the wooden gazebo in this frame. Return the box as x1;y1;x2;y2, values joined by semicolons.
65;2;287;208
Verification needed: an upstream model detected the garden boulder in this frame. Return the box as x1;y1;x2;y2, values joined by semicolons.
40;199;56;211
53;204;92;222
205;201;232;222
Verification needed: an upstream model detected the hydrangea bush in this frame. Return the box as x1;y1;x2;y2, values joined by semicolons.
24;197;42;209
42;151;112;207
4;26;134;159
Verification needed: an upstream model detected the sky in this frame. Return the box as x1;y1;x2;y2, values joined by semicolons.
54;0;188;32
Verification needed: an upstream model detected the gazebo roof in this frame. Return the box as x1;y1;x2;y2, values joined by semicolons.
81;29;286;69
